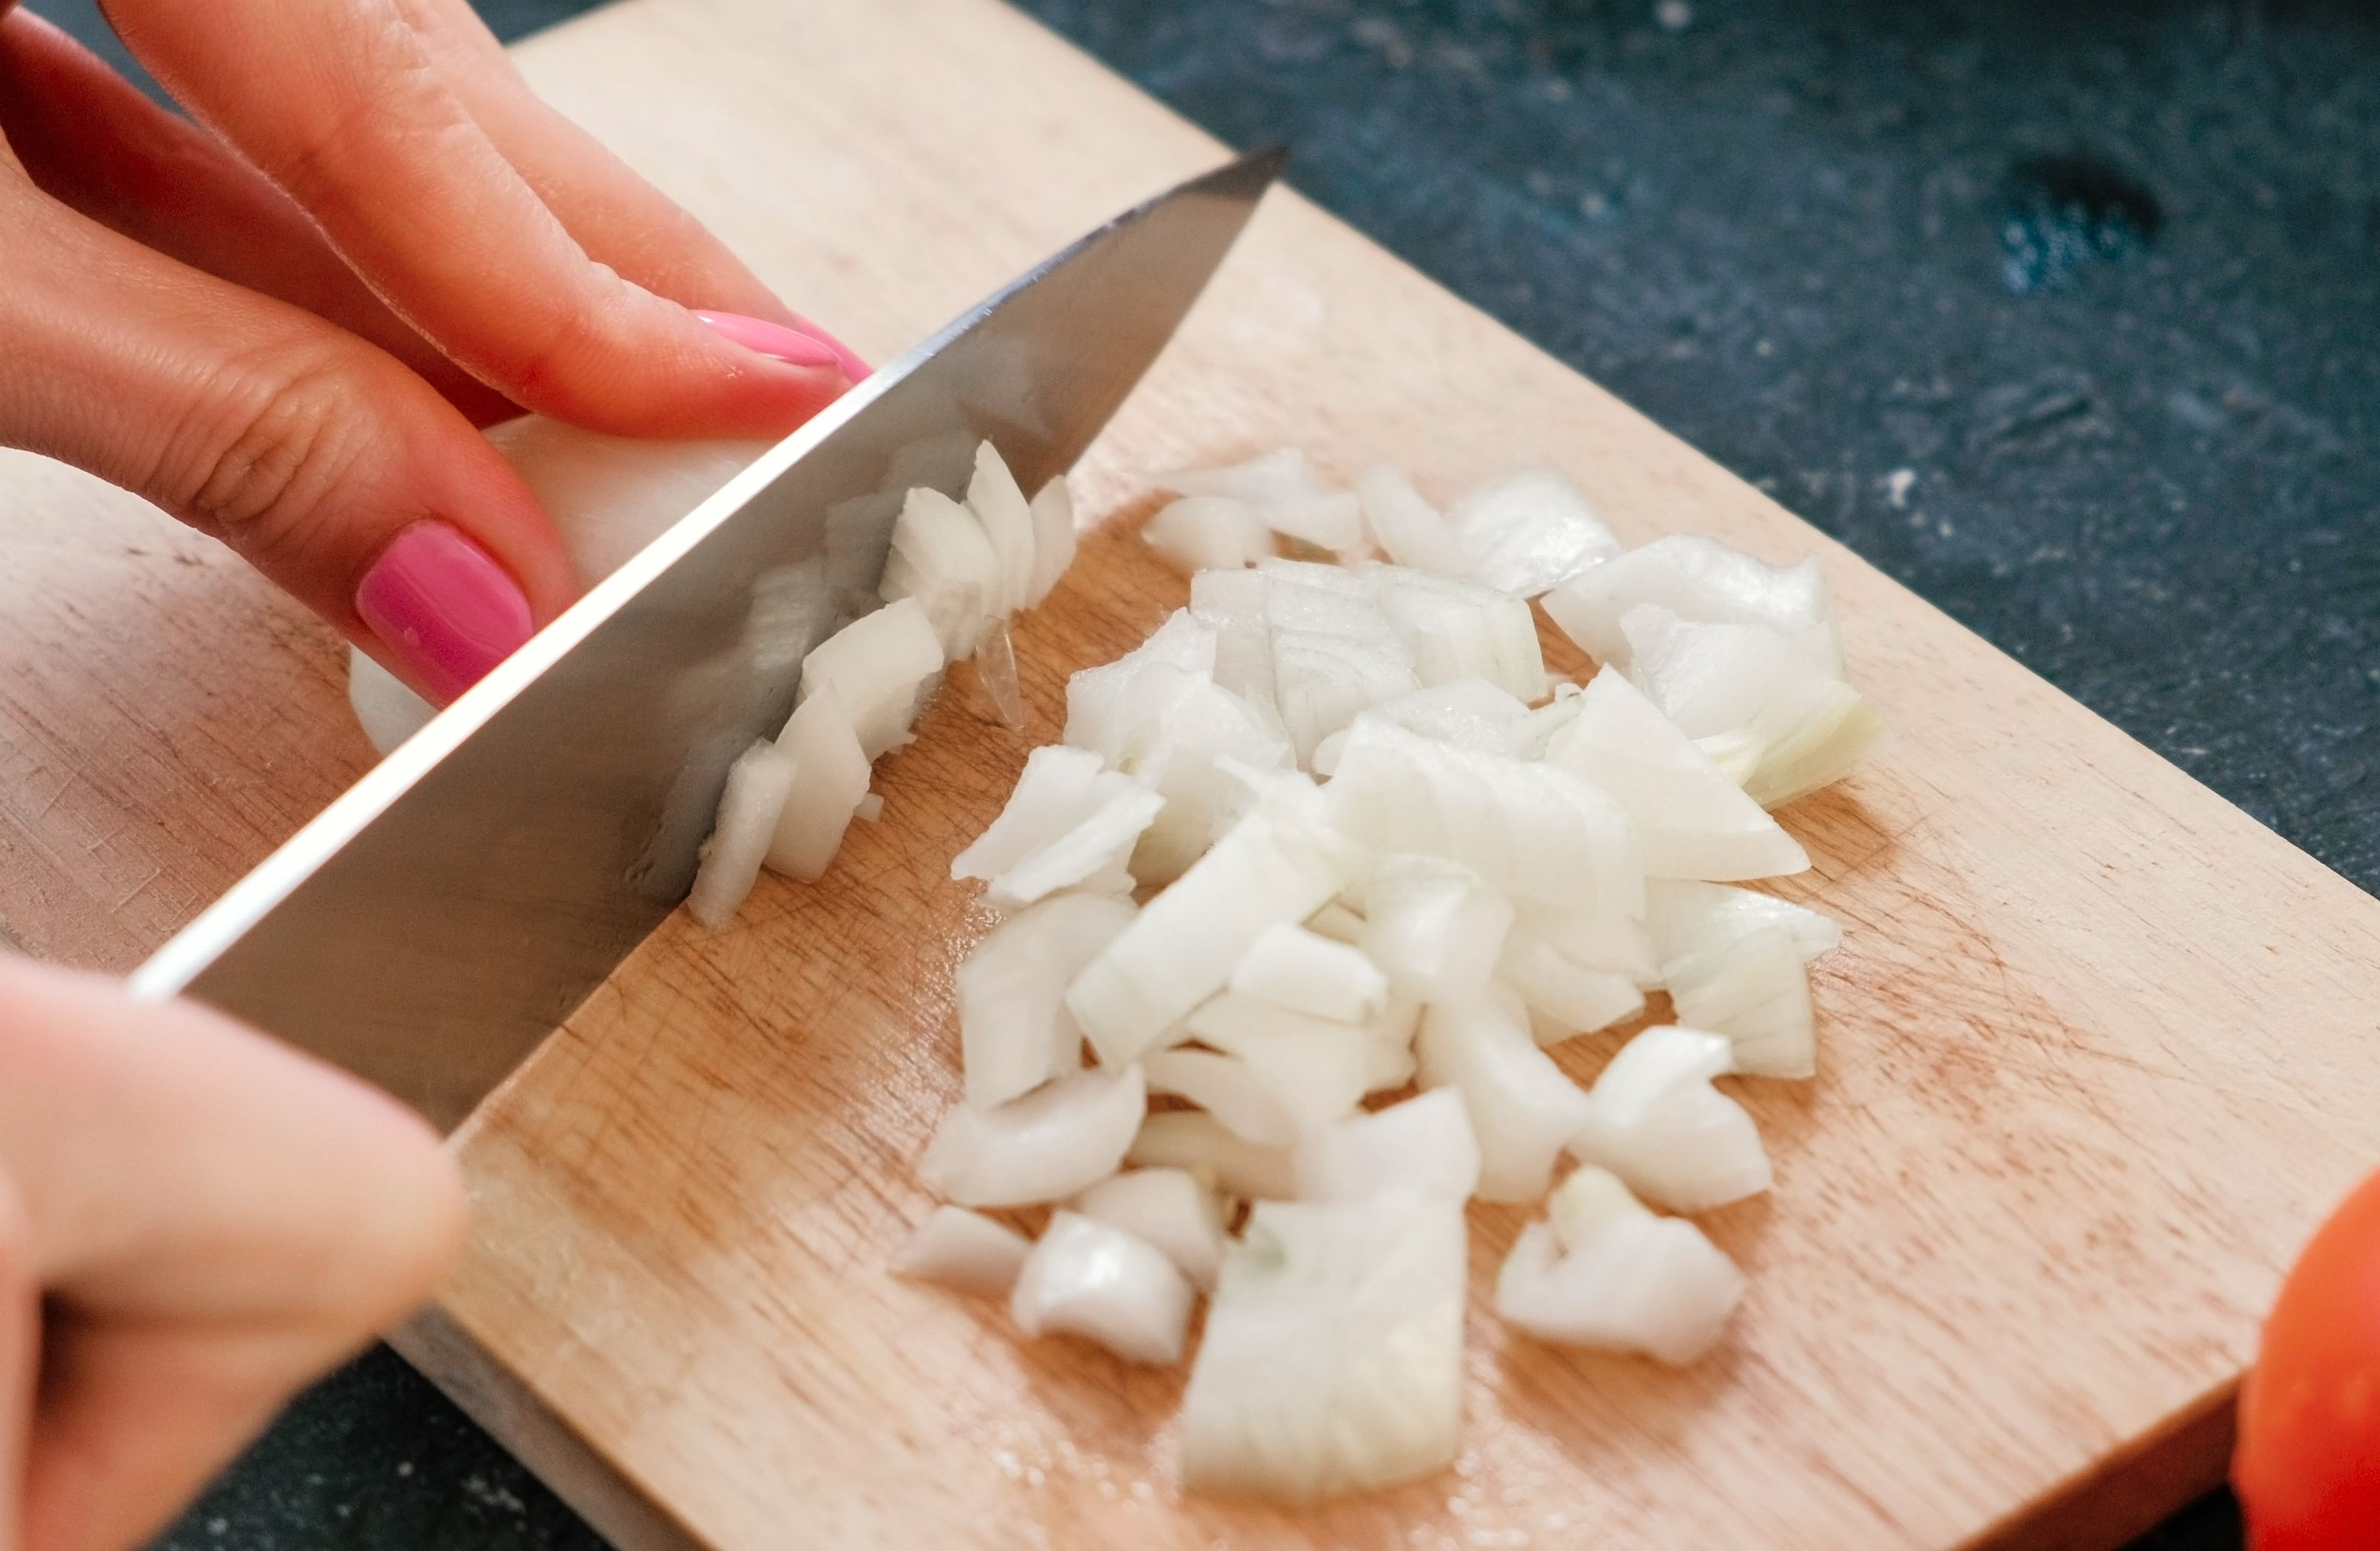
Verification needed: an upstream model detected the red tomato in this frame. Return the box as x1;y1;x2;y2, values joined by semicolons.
2236;1168;2380;1549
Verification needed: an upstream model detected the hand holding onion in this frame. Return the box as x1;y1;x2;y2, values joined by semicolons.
0;0;861;705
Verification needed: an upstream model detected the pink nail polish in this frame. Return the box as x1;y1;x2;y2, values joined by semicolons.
696;310;868;380
355;524;534;704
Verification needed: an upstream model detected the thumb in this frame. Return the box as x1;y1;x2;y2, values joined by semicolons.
0;165;575;702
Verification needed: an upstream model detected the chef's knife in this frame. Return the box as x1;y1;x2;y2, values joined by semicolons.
131;149;1285;1130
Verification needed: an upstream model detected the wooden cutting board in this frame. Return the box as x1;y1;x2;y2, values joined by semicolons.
6;0;2378;1546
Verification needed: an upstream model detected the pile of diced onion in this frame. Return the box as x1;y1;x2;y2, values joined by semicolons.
699;444;1884;1505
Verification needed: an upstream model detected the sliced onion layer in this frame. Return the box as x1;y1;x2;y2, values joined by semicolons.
1569;1026;1771;1213
1444;467;1619;598
891;1205;1033;1296
767;685;872;882
1229;920;1390;1024
1128;1112;1297;1200
687;739;798;928
956;892;1136;1109
1415;993;1594;1202
1495;1174;1743;1365
1011;1211;1193;1365
1074;1168;1228;1290
1293;1089;1481;1202
919;1066;1147;1208
1355;854;1514;1006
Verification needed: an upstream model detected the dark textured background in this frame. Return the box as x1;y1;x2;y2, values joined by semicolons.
26;0;2375;1544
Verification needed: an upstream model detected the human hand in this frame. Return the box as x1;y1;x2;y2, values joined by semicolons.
0;0;865;703
0;953;464;1551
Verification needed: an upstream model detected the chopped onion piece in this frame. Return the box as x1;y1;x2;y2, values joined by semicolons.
766;685;871;881
1664;925;1815;1078
918;1066;1147;1208
1543;668;1809;882
1506;691;1585;761
1011;1212;1193;1365
1293;1090;1481;1202
1644;878;1841;967
1129;1112;1297;1199
1259;491;1365;552
1063;609;1218;761
985;784;1165;910
1738;677;1889;809
349;649;435;756
1495;1190;1743;1364
1542;533;1830;668
1188;567;1278;710
879;485;998;660
1066;785;1362;1066
1176;996;1382;1135
1180;1193;1467;1502
1326;717;1643;915
1146;495;1275;574
1074;1168;1227;1290
1357;465;1470;575
1445;467;1619;598
1570;1026;1771;1213
952;746;1130;882
1158;448;1337;507
1515;903;1661;987
957;892;1137;1109
1122;679;1292;886
970;620;1026;731
891;1205;1032;1296
688;739;797;928
1145;1049;1300;1147
1272;631;1422;766
1326;679;1531;765
798;598;944;759
480;418;772;586
854;793;885;822
1229;921;1389;1024
965;442;1038;617
1026;476;1077;606
1415;993;1594;1202
1362;565;1547;702
1306;900;1368;945
1354;853;1514;1006
1497;925;1646;1041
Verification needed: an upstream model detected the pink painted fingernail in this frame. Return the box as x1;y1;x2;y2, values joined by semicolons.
694;310;846;373
355;523;534;704
781;312;871;382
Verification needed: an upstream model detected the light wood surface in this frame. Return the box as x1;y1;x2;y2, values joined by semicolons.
4;0;2375;1545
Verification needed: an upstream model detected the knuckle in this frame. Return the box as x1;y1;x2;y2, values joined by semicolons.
166;344;377;568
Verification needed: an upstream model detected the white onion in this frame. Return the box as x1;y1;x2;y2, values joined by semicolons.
1320;679;1531;770
349;650;436;756
1512;903;1661;987
1188;568;1278;711
1304;900;1368;945
1738;676;1890;809
890;1205;1033;1296
1063;609;1218;761
1178;996;1385;1134
1362;565;1547;702
1228;921;1390;1024
970;620;1026;731
1644;878;1840;968
879;485;998;660
1414;992;1593;1202
1543;668;1809;882
1128;1112;1297;1199
1144;1049;1300;1147
984;784;1164;910
1010;1211;1193;1366
1146;495;1275;574
687;739;798;928
1664;925;1815;1078
1506;689;1585;761
1272;631;1422;767
1495;1181;1743;1364
956;892;1136;1109
1066;784;1363;1067
1119;679;1292;886
1325;716;1643;915
1356;465;1470;576
1026;476;1078;606
918;1066;1147;1208
765;685;873;881
1444;467;1619;598
1354;854;1514;1006
1179;1192;1467;1502
1292;1089;1481;1202
481;417;773;587
1073;1168;1227;1290
950;745;1130;882
798;597;945;759
965;440;1038;617
1496;925;1646;1042
1158;448;1337;507
1569;1026;1771;1213
1261;492;1365;552
1541;533;1830;669
854;792;885;822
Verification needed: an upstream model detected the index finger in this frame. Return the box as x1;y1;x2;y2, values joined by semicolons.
101;0;848;437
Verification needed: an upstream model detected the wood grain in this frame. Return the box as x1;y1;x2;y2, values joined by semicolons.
2;0;2372;1545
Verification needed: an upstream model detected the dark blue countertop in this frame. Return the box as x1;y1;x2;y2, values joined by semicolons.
27;0;2365;1544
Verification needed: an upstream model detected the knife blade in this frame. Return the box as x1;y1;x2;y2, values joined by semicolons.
131;148;1284;1130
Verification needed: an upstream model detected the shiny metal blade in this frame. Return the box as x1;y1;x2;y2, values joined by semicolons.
132;149;1284;1130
